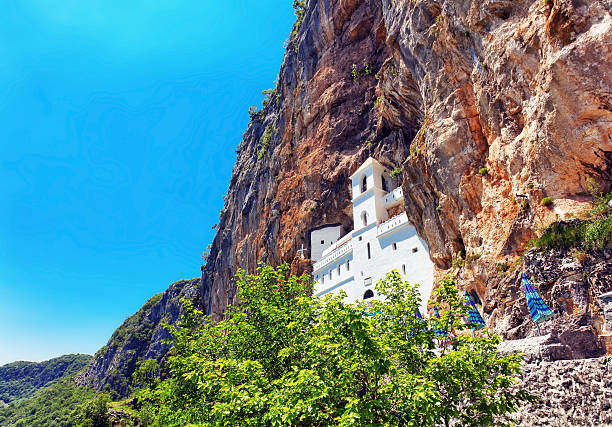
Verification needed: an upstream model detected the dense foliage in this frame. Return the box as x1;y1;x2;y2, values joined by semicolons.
0;376;97;427
0;354;92;405
72;393;112;427
137;264;532;426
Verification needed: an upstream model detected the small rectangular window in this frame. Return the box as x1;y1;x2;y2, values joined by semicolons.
358;236;362;241
321;240;325;244
346;260;350;271
402;264;406;274
392;242;397;250
367;243;371;259
329;270;332;280
412;247;418;253
337;265;340;275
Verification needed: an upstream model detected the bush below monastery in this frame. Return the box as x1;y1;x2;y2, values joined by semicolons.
136;264;533;426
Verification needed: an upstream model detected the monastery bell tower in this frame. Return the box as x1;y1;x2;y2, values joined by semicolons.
349;157;393;229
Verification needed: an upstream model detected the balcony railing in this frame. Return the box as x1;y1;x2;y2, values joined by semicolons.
383;186;404;208
376;212;409;237
321;232;352;258
313;241;353;271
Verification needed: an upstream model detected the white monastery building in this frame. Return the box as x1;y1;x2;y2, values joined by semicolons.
310;157;434;312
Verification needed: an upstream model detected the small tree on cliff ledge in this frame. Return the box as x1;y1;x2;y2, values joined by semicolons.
137;264;533;426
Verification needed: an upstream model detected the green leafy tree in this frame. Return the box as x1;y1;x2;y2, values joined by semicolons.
132;359;159;388
73;393;110;427
137;264;532;426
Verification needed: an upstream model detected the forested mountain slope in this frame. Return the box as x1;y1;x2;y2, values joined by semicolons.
0;354;91;406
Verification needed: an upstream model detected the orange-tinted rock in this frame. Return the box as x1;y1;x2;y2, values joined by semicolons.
202;0;612;356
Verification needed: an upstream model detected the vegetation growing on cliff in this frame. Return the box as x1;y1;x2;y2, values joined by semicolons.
289;0;306;46
530;190;612;252
136;264;531;426
257;124;275;160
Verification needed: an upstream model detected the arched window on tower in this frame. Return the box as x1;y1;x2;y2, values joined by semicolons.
361;175;367;193
382;175;388;192
367;242;371;259
361;211;368;227
363;289;374;300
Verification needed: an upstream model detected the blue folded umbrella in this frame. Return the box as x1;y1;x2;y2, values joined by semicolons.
522;273;553;323
433;307;445;337
464;291;486;330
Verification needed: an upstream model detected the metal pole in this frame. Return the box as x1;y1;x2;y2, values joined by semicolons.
535;321;543;361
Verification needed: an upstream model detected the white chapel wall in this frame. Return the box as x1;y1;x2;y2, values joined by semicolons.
310;225;342;262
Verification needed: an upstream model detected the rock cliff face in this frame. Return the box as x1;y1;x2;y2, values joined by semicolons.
77;278;201;398
498;336;612;426
202;0;611;351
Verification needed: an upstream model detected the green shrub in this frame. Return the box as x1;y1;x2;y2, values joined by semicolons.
390;167;402;178
529;217;612;251
478;167;488;176
248;106;263;122
351;63;359;81
583;217;612;251
540;196;553;206
132;359;159;389
452;250;465;269
289;0;306;47
73;393;111;427
363;60;372;75
257;124;274;160
589;191;612;217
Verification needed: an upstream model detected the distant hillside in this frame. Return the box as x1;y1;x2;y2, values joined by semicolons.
0;354;92;406
77;277;202;399
0;376;96;427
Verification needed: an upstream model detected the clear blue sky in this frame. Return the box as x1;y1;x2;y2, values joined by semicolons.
0;1;295;365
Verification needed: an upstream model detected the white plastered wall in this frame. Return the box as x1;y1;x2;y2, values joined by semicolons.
310;225;342;262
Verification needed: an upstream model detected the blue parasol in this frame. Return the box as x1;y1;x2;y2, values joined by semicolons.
433;307;445;338
464;291;486;330
522;273;553;324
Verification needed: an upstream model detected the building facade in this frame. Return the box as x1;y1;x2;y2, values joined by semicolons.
311;157;434;312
